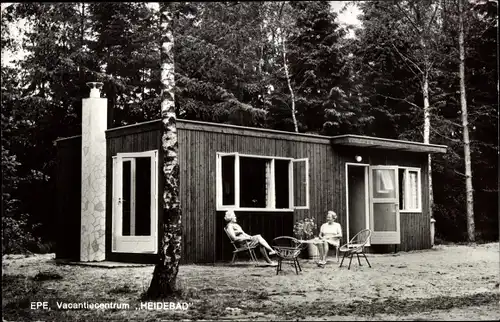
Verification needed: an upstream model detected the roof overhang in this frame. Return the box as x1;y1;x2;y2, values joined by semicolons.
330;135;447;154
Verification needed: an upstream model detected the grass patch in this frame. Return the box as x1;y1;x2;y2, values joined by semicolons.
2;243;498;321
33;271;63;281
2;274;44;320
270;292;500;318
108;284;134;294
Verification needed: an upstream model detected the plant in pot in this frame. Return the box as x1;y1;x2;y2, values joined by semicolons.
293;217;319;260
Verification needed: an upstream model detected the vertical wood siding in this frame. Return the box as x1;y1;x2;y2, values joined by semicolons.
178;124;335;263
56;121;432;263
336;147;431;252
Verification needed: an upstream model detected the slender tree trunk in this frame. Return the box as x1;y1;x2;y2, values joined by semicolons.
258;9;265;109
422;70;434;219
281;37;298;133
147;2;182;298
78;2;85;124
458;0;475;242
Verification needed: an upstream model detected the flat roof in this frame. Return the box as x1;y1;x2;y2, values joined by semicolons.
56;119;448;154
330;135;447;154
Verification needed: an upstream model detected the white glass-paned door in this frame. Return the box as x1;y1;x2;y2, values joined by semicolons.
369;166;400;244
112;150;157;253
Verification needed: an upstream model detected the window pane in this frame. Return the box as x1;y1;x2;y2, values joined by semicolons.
293;160;307;207
373;203;397;231
408;171;419;209
240;157;268;208
135;157;151;236
372;169;396;199
398;170;405;210
221;155;235;205
122;160;131;236
275;159;290;208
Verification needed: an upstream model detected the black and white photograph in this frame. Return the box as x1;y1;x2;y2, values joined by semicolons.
1;1;498;321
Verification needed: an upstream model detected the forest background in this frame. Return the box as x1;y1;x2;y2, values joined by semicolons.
1;1;497;253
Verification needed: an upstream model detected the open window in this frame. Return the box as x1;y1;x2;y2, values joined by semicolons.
292;159;309;209
216;153;309;211
398;167;421;212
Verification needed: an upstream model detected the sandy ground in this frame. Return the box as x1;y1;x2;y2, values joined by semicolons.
2;242;499;321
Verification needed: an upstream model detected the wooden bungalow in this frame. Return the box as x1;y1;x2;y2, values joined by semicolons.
55;87;447;264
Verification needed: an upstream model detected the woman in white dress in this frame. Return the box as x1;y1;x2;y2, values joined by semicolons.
316;211;342;266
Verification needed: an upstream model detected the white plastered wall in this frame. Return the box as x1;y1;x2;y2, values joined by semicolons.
80;84;107;261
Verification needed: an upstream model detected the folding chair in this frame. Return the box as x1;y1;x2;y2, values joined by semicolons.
224;226;258;264
339;229;372;270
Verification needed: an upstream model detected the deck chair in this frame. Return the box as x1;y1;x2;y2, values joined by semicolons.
272;236;304;275
339;228;372;270
224;226;258;264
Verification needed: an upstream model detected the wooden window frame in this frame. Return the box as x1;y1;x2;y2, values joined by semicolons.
216;152;309;212
398;166;422;213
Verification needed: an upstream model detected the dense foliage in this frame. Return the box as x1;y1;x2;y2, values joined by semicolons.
1;1;497;252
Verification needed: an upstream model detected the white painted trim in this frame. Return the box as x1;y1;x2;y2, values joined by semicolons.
365;166;370;244
345;163;350;242
111;157;120;252
216;207;294;212
130;159;136;236
235;154;240;208
268;159;276;208
216;154;222;209
288;160;294;209
151;150;158;254
216;152;238;209
345;162;370;167
238;153;293;161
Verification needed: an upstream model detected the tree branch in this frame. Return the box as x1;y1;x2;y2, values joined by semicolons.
427;3;440;30
376;93;421;109
390;42;423;76
430;127;462;143
395;1;421;34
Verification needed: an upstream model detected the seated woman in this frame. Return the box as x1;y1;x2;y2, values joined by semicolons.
224;210;277;265
315;211;342;266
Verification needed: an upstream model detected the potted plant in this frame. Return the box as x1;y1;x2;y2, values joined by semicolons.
293;217;319;260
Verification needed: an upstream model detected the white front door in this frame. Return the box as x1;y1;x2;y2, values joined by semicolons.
369;166;400;244
112;150;158;253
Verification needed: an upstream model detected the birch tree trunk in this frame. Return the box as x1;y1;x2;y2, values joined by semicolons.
458;0;475;242
147;2;182;298
422;70;434;219
281;37;299;133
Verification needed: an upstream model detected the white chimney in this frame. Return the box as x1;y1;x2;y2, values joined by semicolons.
80;82;107;261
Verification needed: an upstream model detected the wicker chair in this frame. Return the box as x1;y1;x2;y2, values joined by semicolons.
339;229;372;270
272;236;305;275
224;226;258;264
